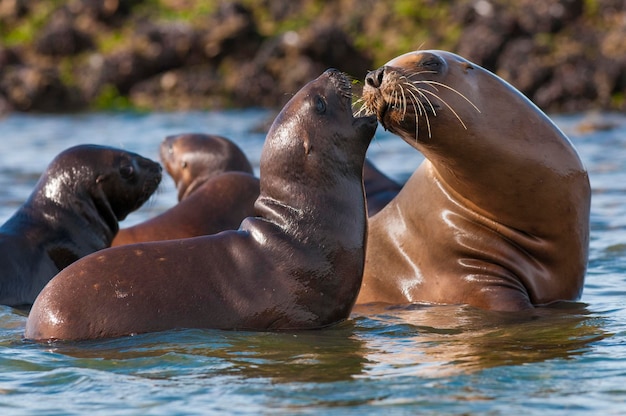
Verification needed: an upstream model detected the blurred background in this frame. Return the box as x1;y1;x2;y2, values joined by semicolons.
0;0;625;115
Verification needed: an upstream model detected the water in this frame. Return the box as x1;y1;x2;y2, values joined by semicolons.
0;110;625;415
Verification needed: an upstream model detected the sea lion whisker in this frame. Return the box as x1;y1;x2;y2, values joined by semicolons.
400;70;438;80
406;82;438;117
419;81;481;113
398;85;409;121
364;100;377;117
405;86;432;139
406;91;423;141
354;106;367;117
418;88;468;130
359;99;375;117
394;89;406;123
392;89;402;115
357;95;377;117
402;82;423;117
402;84;437;140
352;97;367;117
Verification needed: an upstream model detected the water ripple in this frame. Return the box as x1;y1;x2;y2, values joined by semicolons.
0;112;625;414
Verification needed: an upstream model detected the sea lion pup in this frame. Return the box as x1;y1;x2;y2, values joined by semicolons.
357;50;590;311
25;69;377;341
112;137;395;247
111;172;260;246
363;159;403;216
0;145;162;307
112;134;258;246
160;133;254;201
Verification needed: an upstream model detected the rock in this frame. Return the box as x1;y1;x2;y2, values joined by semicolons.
0;66;84;112
228;23;372;108
0;92;13;115
77;20;203;100
301;23;372;80
0;46;21;67
129;65;226;110
1;0;626;113
496;37;551;97
35;16;95;56
515;0;584;34
534;56;598;112
68;0;144;24
199;2;263;61
0;0;29;23
454;1;520;71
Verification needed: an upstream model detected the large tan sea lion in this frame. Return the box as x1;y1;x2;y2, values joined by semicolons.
25;69;377;341
0;145;161;306
112;134;259;246
356;50;591;311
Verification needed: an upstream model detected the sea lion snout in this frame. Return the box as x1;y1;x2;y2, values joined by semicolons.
134;158;162;185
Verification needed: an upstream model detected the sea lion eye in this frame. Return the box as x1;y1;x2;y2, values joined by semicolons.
419;56;443;71
181;161;188;169
315;96;326;114
119;164;135;179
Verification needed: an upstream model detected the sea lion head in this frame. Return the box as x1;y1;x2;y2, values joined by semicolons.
362;50;492;145
40;145;162;233
259;68;378;204
160;133;253;201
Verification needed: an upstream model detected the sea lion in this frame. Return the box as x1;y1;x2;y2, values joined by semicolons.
111;135;394;247
25;68;377;341
363;159;403;216
0;145;161;307
112;134;258;246
357;50;590;311
111;171;259;245
160;133;254;201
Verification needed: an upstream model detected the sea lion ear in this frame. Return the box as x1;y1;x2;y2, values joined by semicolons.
303;137;313;155
462;62;474;73
96;175;106;184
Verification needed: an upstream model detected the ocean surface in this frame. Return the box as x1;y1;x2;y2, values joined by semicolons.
0;110;625;415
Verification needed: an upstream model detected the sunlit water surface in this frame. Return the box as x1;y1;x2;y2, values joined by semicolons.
0;110;625;415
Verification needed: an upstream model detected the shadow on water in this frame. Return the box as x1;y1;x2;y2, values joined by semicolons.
351;302;609;377
24;323;369;383
9;300;609;384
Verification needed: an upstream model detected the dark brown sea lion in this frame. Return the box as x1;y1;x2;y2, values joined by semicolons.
111;134;395;247
112;134;258;246
363;159;403;216
0;145;161;307
357;50;591;311
25;68;377;341
111;171;259;246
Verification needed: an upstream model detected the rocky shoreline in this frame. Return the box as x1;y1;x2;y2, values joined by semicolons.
0;0;624;114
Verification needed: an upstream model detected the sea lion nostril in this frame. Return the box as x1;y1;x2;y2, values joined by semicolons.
366;67;385;88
